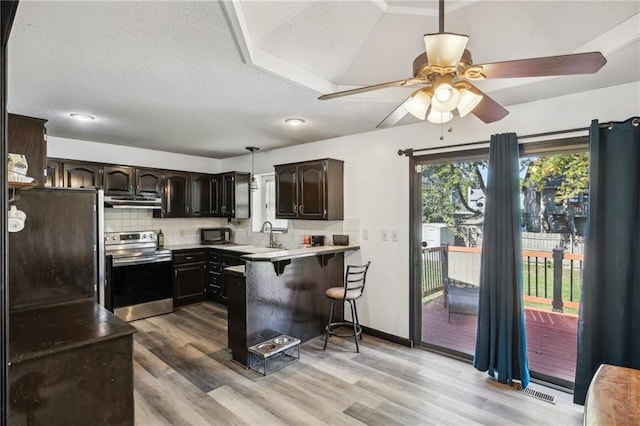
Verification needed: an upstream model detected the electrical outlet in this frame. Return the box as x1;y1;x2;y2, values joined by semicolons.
391;230;399;242
362;229;369;240
381;230;388;241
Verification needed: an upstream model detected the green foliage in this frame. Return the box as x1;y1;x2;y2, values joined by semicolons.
523;153;589;202
421;161;486;224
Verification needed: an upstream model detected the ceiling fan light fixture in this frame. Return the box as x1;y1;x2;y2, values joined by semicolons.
427;109;453;124
431;80;461;113
423;33;469;68
457;88;483;117
404;88;432;120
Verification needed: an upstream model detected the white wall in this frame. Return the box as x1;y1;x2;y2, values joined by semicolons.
49;82;640;340
48;136;222;174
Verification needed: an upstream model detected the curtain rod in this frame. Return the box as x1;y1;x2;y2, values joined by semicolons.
397;123;615;157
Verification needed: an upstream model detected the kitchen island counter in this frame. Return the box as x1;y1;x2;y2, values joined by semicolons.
242;244;360;263
227;245;360;366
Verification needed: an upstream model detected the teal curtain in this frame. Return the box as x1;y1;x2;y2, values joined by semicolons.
474;133;530;387
573;117;640;404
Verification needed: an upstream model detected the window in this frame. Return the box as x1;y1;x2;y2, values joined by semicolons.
251;174;288;233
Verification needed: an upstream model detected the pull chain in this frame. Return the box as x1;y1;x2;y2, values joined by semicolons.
439;125;454;140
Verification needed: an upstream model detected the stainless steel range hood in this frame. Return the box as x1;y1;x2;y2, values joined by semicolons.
104;195;162;209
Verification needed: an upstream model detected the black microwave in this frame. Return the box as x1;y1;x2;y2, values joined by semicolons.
200;227;232;245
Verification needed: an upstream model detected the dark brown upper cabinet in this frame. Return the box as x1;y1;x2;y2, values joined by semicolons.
47;155;249;220
8;113;48;187
102;165;134;196
135;168;163;198
157;172;190;218
275;159;343;220
210;175;222;216
218;172;250;219
44;159;60;188
189;172;251;219
190;174;212;217
274;164;298;219
62;161;102;189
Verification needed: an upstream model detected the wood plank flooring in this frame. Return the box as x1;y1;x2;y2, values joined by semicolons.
131;301;584;425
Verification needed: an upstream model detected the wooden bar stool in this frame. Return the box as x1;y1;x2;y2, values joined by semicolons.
323;261;371;352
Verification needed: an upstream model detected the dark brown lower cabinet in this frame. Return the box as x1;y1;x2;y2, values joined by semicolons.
225;268;248;363
206;251;244;304
173;250;206;307
9;300;136;425
226;254;345;366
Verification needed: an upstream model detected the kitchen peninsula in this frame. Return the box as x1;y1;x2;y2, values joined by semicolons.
226;245;360;366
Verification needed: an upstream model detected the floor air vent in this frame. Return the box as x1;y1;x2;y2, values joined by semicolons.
512;384;557;404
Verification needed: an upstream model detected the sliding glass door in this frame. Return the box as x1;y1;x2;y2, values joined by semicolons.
412;143;588;387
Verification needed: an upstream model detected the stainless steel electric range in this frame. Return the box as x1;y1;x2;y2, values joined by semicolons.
104;230;173;321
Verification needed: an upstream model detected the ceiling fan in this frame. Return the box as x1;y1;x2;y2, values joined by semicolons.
318;0;607;128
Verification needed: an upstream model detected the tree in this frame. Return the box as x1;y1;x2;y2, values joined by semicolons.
523;153;589;202
421;160;486;224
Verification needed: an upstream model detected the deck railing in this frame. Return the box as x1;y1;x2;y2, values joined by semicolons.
421;244;583;312
421;245;448;296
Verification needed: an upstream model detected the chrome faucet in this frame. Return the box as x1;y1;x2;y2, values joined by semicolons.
261;220;276;248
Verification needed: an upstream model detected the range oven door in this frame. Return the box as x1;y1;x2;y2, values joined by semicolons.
106;256;173;321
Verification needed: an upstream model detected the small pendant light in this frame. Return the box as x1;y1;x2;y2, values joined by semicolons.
246;147;260;192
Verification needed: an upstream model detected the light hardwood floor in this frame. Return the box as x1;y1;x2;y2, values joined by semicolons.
131;302;584;425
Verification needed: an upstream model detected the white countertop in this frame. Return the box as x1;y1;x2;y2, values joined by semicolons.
242;244;360;262
165;243;360;260
165;243;279;254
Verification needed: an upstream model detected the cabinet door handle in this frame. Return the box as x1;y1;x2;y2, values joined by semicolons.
294;204;297;214
185;256;194;260
300;205;304;214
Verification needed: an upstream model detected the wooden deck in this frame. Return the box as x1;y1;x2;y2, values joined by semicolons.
422;294;578;383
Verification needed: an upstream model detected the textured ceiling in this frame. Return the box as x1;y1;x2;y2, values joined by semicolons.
7;1;640;159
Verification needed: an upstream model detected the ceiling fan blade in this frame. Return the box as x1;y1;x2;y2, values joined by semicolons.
318;79;416;100
376;98;411;129
477;52;607;79
466;84;509;123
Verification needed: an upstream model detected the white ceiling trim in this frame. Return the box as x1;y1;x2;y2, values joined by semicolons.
576;13;640;56
221;0;334;95
479;14;640;93
251;48;335;93
220;1;254;64
370;0;389;13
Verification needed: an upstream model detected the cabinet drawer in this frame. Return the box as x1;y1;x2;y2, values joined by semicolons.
173;251;206;264
207;284;221;297
208;270;221;283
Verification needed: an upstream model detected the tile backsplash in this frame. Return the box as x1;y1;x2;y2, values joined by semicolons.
103;209;228;245
104;209;359;248
230;218;360;249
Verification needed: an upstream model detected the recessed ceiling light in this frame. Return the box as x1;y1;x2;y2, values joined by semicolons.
285;118;306;126
70;113;95;121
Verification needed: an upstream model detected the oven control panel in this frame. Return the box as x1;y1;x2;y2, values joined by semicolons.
105;231;157;244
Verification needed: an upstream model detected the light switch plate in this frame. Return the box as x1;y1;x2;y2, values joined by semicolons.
362;229;369;240
391;230;398;242
381;230;388;241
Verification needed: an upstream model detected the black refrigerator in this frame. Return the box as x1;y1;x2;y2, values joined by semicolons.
8;188;104;311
